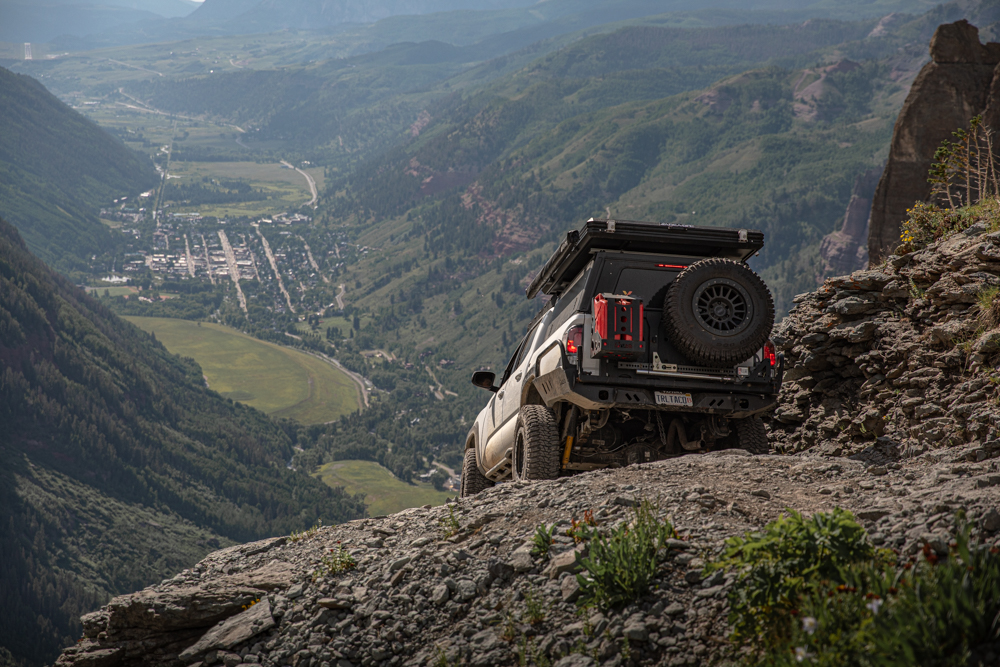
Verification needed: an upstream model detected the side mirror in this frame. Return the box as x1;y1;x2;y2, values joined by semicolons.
471;371;497;392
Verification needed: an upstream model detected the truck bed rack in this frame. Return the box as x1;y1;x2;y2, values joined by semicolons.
526;218;764;299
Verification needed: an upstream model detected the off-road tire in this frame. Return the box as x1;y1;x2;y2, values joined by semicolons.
663;257;774;367
460;447;493;498
512;405;561;482
733;416;770;455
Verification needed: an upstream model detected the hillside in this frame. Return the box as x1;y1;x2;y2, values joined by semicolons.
0;66;158;277
0;217;366;667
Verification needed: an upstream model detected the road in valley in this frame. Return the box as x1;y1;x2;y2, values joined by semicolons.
299;237;329;283
281;160;318;207
301;349;369;410
335;284;346;310
255;224;295;313
183;234;196;278
217;231;248;314
200;233;216;285
108;59;162;76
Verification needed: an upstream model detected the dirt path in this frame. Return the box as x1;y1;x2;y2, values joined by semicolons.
281;160;317;207
425;365;458;399
335;283;346;310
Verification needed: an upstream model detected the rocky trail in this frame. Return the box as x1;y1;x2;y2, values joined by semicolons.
57;443;1000;667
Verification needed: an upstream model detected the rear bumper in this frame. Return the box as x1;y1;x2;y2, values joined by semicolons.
534;349;782;419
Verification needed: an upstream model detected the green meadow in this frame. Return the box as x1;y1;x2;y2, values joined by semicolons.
314;460;452;516
124;316;359;423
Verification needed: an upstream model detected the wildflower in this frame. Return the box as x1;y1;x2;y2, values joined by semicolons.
802;617;818;635
866;597;883;615
795;646;812;662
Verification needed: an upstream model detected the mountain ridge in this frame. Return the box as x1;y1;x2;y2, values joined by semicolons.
0;66;157;277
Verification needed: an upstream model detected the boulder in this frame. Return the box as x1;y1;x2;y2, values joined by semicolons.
179;598;275;661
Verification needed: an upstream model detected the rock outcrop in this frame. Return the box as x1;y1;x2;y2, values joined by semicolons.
54;452;1000;667
773;220;1000;459
868;20;1000;263
818;166;882;280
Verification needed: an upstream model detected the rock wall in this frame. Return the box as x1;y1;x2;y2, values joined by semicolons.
868;20;1000;263
773;219;1000;458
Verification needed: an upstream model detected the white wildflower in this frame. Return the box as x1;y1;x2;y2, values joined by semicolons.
802;616;818;635
795;646;812;662
866;598;883;615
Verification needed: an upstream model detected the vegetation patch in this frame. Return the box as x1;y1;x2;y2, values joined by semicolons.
124;316;358;423
314;460;451;517
710;510;1000;666
574;498;675;609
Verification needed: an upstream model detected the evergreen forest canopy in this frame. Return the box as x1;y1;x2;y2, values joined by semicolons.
0;217;366;666
0;66;158;278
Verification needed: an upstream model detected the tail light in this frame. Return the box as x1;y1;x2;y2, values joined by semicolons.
763;340;777;367
566;325;583;364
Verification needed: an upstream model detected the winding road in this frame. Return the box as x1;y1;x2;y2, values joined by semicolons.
281;160;318;207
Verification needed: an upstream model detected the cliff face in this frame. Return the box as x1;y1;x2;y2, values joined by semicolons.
818;165;882;281
868;20;1000;263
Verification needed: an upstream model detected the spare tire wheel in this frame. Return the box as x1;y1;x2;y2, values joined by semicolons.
663;257;774;367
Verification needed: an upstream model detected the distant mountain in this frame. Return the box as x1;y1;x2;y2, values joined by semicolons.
0;66;157;277
187;0;540;30
0;0;198;42
0;216;366;666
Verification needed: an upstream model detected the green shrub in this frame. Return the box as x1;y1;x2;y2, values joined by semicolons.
576;498;674;608
313;542;357;579
766;517;1000;667
709;508;875;648
531;523;555;558
438;505;461;537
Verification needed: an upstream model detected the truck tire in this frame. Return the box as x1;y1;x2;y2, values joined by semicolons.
732;416;770;455
512;405;561;482
460;447;493;498
663;258;774;367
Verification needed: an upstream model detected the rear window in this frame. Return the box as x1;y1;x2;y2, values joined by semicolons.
545;268;588;339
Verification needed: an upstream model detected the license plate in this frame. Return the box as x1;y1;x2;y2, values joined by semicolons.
655;391;693;407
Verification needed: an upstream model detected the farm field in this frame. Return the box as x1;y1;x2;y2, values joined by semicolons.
124;316;359;423
163;160;318;217
314;460;451;517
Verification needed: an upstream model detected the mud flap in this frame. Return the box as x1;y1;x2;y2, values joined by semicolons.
535;368;573;406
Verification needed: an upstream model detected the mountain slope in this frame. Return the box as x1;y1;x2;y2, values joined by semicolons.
0;217;366;666
0;66;157;277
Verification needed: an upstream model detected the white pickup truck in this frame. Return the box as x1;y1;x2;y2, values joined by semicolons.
460;219;784;498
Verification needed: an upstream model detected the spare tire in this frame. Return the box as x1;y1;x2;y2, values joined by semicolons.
663;257;774;367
